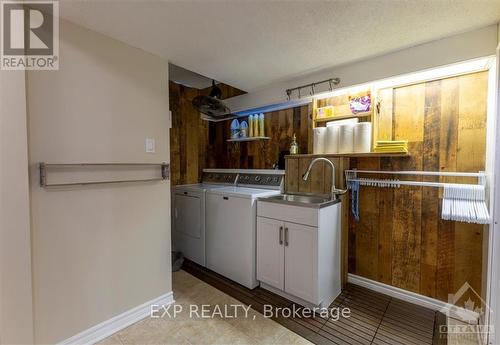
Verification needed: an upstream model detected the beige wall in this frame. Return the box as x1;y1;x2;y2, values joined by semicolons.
0;71;35;343
27;20;171;344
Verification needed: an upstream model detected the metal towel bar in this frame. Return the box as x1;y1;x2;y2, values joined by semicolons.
39;162;169;187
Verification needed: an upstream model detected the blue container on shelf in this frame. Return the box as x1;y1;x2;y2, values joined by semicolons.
240;121;248;138
230;119;240;139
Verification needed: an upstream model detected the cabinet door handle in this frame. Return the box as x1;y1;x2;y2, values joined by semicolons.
279;226;283;245
284;227;289;246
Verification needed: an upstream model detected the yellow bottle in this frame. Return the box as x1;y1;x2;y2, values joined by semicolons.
253;114;259;137
248;115;254;137
259;113;265;137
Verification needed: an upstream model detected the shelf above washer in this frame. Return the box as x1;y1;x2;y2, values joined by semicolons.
227;136;270;142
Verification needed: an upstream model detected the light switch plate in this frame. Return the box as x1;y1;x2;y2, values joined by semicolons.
145;138;155;153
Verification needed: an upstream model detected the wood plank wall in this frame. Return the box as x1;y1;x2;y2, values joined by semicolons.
209;106;311;169
170;71;488;304
169;81;245;185
285;156;351;287
286;71;488;304
170;81;312;185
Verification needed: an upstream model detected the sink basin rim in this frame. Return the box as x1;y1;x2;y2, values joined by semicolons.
258;193;341;208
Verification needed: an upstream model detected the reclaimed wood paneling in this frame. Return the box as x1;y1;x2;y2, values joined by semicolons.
172;71;488;304
453;72;487;306
353;158;380;281
351;71;487;303
390;143;423;294
208;106;312;171
377;158;394;285
420;80;441;298
436;77;459;301
169;81;245;185
285;157;299;192
285;156;350;287
375;88;393;142
284;71;488;303
393;84;425;142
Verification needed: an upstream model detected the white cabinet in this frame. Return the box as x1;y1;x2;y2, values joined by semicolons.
256;200;341;308
256;217;284;290
284;222;317;303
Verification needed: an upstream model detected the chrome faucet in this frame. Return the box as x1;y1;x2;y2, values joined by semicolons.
302;157;347;200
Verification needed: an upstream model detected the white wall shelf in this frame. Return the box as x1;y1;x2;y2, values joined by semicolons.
314;111;371;123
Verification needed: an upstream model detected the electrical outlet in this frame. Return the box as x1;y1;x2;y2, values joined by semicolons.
145;138;155;153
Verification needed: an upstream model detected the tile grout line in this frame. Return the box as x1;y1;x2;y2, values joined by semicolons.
370;296;392;345
318;291;348;332
181;261;438;345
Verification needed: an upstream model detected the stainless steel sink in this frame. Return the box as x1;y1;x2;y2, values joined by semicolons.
259;193;341;208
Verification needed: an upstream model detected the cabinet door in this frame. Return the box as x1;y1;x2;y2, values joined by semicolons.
284;222;318;303
257;217;284;290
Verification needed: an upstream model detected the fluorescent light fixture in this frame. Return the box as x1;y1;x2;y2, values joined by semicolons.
233;98;310;116
314;56;494;100
372;56;493;89
313;84;371;101
232;56;494;116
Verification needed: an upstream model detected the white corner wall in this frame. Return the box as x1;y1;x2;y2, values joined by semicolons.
0;71;35;344
26;20;171;344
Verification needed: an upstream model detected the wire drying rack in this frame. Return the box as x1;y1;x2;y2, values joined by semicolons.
344;170;487;189
344;169;489;224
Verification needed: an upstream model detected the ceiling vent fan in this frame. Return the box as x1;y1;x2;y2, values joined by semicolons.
192;80;236;122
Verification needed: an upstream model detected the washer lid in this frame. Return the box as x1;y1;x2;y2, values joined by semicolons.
208;186;281;199
174;183;227;193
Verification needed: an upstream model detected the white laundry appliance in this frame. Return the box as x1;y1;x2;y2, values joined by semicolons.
206;170;284;288
172;170;237;266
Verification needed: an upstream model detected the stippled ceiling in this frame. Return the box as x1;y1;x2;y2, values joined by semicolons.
59;0;500;92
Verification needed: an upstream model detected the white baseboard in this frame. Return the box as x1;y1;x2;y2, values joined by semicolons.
58;292;175;345
260;283;319;309
348;274;479;323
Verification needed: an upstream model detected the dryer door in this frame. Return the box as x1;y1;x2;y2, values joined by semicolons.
172;192;205;266
173;193;201;239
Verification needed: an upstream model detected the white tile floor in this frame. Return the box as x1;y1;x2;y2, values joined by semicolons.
97;270;312;345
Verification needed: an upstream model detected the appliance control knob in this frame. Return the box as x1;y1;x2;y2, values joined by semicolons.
273;177;279;183
266;177;272;183
255;176;261;182
244;176;250;180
